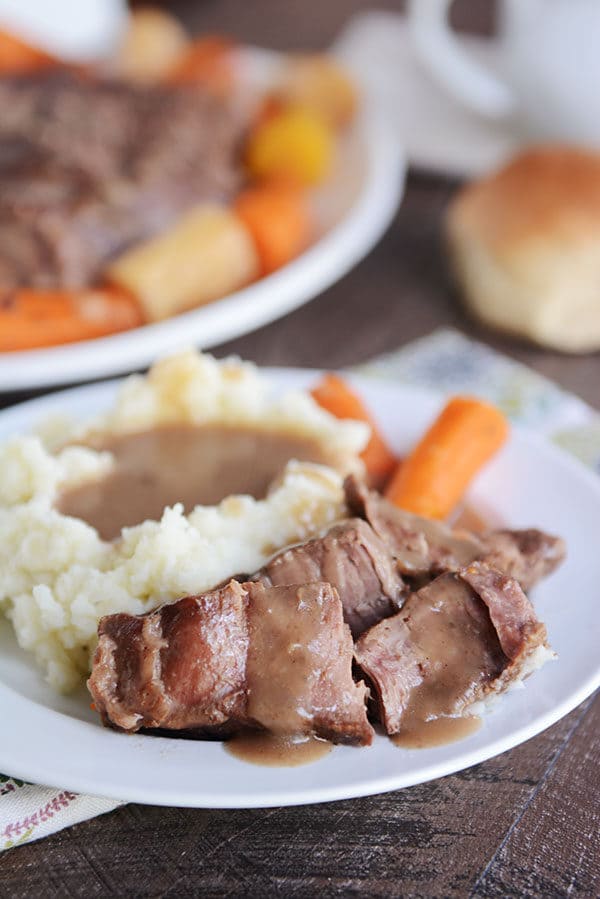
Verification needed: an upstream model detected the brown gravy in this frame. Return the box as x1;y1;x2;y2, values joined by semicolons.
225;732;332;767
57;424;329;541
392;715;481;749
226;717;480;766
387;575;504;750
452;505;488;534
452;502;503;534
245;583;327;735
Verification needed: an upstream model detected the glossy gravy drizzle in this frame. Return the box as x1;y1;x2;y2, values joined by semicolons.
57;424;328;541
389;506;493;750
245;583;326;735
392;715;481;749
226;732;332;766
452;504;492;534
389;574;503;751
223;582;333;768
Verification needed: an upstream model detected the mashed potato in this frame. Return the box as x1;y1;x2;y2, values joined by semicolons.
0;351;368;691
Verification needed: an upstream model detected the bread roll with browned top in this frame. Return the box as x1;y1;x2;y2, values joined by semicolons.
446;147;600;352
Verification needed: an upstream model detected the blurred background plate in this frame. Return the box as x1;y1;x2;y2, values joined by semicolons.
0;76;405;392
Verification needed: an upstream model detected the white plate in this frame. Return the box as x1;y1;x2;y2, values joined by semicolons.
0;370;598;807
0;98;405;392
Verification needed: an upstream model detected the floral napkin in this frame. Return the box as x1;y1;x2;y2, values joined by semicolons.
2;328;599;851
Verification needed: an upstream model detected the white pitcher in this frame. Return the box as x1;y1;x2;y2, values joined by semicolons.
407;0;600;146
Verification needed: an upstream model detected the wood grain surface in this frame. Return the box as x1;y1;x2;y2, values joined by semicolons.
1;2;599;896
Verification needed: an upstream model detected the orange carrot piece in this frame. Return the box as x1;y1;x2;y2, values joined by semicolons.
0;287;144;351
385;395;509;519
0;29;58;74
311;373;397;486
234;183;312;275
166;36;235;94
252;95;286;130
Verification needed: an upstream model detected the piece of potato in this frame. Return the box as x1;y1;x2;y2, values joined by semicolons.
113;7;190;83
276;55;357;129
107;205;260;321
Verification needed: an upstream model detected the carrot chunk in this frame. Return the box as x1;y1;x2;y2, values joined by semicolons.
166;36;235;94
0;29;58;74
385;395;509;519
0;287;144;351
311;373;397;487
234;183;312;275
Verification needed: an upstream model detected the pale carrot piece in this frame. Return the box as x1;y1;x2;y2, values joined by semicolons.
311;373;397;487
234;183;312;275
113;7;189;83
385;395;509;519
275;55;358;129
166;36;235;94
0;287;144;351
0;29;58;74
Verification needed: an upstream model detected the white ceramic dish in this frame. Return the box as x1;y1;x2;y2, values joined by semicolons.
0;369;598;807
336;11;520;177
0;93;405;392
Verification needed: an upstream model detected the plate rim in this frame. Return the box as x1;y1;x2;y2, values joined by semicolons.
0;369;599;807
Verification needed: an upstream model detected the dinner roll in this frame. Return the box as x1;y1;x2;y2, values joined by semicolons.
446;147;600;352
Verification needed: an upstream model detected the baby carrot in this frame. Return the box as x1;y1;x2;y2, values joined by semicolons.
311;373;397;487
0;287;144;351
234;182;312;275
166;36;235;95
0;29;58;74
385;395;509;519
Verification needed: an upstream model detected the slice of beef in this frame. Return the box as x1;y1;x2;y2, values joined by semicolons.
345;475;482;577
88;580;374;745
459;563;548;659
345;475;565;591
0;72;244;289
256;518;405;638
354;562;549;735
480;529;566;593
89;581;249;734
246;582;372;744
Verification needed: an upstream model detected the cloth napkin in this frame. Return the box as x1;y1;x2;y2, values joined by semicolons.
2;328;600;851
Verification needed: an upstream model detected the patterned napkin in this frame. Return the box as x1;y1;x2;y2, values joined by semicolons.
2;328;600;851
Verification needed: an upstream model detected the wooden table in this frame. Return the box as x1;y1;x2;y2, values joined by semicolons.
1;3;599;896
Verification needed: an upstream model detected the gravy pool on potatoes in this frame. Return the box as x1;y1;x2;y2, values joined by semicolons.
58;424;330;541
